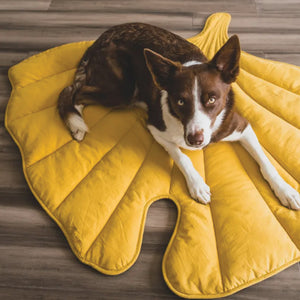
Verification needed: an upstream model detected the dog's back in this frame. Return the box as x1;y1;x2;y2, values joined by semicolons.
57;23;206;140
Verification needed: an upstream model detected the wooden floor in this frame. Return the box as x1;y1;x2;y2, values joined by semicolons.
1;0;300;299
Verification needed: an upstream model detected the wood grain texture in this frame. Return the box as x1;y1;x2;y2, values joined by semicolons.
0;0;299;299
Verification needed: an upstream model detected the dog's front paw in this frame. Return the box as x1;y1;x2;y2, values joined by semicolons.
186;174;211;204
272;180;300;210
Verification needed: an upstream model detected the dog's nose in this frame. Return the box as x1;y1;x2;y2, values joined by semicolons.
187;131;204;146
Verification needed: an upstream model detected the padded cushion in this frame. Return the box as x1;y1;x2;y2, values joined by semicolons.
5;13;300;299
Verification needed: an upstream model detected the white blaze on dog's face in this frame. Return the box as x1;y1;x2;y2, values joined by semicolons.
167;69;232;148
185;77;214;148
144;35;240;148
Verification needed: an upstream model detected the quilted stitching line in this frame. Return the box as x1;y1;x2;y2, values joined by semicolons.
168;159;175;195
9;40;93;90
208;203;225;292
15;67;77;90
231;143;300;251
8;68;78;124
9;104;56;124
75;193;179;273
203;149;225;292
256;144;299;186
235;79;300;130
83;139;155;258
27;108;112;168
233;84;300;181
8;41;91;78
238;67;300;105
54;119;139;213
240;52;300;94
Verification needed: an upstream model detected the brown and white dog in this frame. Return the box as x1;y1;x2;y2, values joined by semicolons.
58;23;300;210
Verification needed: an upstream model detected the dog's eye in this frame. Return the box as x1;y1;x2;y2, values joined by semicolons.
177;99;185;106
208;96;216;104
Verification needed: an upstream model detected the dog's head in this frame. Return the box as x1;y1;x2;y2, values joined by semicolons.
144;35;240;148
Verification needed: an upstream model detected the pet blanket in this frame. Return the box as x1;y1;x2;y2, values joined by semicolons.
5;13;300;299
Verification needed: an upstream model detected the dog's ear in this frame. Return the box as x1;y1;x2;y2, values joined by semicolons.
210;35;240;83
144;49;181;89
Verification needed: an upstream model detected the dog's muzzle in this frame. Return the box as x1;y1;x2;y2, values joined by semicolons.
186;130;204;147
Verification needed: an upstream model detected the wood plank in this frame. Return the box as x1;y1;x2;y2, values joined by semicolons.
193;14;300;33
0;50;40;68
0;246;178;300
1;12;299;54
1;28;299;55
230;32;300;54
0;0;51;11
256;0;300;16
0;11;193;29
0;27;200;51
49;0;257;14
0;158;28;189
0;69;12;114
265;53;300;66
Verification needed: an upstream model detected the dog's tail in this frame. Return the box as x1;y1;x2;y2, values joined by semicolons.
57;51;90;141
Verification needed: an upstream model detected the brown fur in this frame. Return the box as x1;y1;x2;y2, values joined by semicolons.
57;22;247;144
165;65;233;138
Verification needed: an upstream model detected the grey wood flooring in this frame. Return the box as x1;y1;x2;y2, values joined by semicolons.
0;1;299;299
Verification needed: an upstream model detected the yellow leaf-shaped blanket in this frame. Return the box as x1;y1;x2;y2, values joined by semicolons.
5;12;300;299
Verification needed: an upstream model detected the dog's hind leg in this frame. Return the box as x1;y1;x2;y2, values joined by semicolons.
57;56;90;141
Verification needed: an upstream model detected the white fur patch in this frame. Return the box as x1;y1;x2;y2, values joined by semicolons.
66;113;89;141
221;129;243;142
75;104;84;115
160;90;187;147
183;60;202;67
185;77;212;147
212;109;226;133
